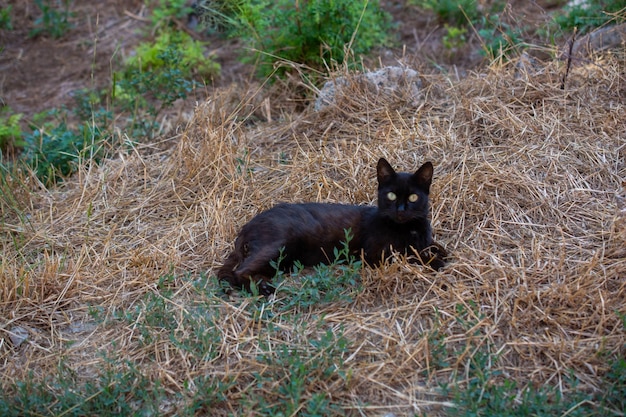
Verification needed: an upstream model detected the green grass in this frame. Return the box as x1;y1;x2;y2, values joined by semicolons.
0;358;163;417
425;304;626;417
2;292;622;415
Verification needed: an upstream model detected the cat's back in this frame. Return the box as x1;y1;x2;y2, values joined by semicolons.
247;202;370;226
240;202;373;241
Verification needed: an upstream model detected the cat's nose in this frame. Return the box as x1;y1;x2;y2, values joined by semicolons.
397;203;406;212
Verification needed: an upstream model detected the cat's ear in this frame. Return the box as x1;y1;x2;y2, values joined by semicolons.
413;162;433;190
377;158;396;183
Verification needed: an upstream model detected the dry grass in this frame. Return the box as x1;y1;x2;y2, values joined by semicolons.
1;51;625;415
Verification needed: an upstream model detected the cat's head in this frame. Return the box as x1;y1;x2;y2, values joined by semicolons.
376;158;433;223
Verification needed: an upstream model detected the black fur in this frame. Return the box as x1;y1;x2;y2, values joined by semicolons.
218;158;447;294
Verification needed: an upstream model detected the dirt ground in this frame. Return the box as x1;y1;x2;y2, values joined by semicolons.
0;0;568;123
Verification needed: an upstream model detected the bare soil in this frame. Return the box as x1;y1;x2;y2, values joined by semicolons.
0;0;568;123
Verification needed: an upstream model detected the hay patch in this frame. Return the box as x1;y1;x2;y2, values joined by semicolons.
1;54;625;415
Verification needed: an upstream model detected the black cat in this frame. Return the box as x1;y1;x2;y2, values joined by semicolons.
218;158;447;294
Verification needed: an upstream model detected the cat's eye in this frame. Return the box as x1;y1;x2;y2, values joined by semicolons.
387;192;397;201
408;194;419;203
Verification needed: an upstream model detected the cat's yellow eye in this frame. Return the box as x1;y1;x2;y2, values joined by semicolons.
408;194;419;203
387;192;397;201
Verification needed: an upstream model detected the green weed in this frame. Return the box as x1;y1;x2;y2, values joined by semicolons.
443;24;468;51
427;304;626;416
0;5;12;30
124;30;219;82
0;107;24;153
147;0;195;31
411;0;480;27
477;14;524;60
0;359;163;416
233;0;393;79
241;319;350;416
269;229;363;311
21;105;111;186
29;0;74;39
596;312;626;414
180;375;235;416
119;273;224;362
555;0;625;35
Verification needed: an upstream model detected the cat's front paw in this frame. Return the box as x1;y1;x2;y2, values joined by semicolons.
255;277;276;297
419;242;448;271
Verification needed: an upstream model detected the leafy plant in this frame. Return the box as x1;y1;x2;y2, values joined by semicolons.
0;5;12;30
115;31;219;138
234;0;393;78
443;24;468;50
555;0;626;35
272;229;363;311
477;14;523;60
21;102;112;186
147;0;195;31
0;108;24;153
410;0;480;27
126;30;219;82
29;0;75;39
241;320;350;416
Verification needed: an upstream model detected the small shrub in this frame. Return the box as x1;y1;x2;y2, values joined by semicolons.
29;0;75;39
0;5;12;30
443;24;468;50
21;105;111;186
477;13;524;60
411;0;480;27
234;0;393;78
0;108;24;153
555;0;626;35
115;31;219;137
125;30;220;82
147;0;195;31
